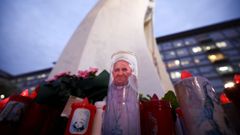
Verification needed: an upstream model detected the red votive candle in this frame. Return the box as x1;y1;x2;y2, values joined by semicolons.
140;95;174;135
65;98;96;135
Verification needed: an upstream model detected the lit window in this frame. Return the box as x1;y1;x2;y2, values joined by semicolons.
163;51;176;59
27;76;34;81
191;46;202;53
180;58;194;67
194;59;200;64
0;94;5;99
170;71;181;79
42;74;47;78
176;48;189;56
208;53;225;63
167;60;180;68
181;60;189;66
216;65;233;74
184;38;196;45
202;45;216;51
194;55;210;65
185;41;190;45
160;42;173;50
37;74;47;79
224;81;235;88
176;43;182;47
30;87;36;91
173;41;183;48
169;51;176;57
216;41;228;48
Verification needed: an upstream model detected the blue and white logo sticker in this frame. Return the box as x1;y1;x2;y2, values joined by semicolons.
70;108;90;134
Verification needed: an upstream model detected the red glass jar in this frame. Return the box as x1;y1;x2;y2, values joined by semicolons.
140;97;174;135
65;98;96;135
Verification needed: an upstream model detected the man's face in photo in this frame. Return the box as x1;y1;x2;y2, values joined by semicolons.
112;60;132;86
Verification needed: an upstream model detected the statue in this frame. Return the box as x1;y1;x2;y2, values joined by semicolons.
48;0;174;96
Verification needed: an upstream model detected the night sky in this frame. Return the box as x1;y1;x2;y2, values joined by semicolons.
0;0;240;75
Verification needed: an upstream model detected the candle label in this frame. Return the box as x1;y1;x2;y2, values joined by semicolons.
70;108;90;134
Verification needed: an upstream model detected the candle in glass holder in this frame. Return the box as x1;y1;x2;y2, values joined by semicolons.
140;95;174;135
224;74;240;109
65;98;96;135
92;101;105;135
175;75;236;135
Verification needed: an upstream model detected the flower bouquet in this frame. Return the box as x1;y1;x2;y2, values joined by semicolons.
35;67;110;107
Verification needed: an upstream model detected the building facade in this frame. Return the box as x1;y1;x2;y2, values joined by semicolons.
0;68;51;99
157;19;240;93
10;68;52;91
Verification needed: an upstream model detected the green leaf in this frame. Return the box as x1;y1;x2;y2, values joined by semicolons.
162;91;179;110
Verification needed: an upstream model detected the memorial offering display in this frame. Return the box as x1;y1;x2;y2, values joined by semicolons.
0;68;109;135
1;68;239;135
1;0;239;134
